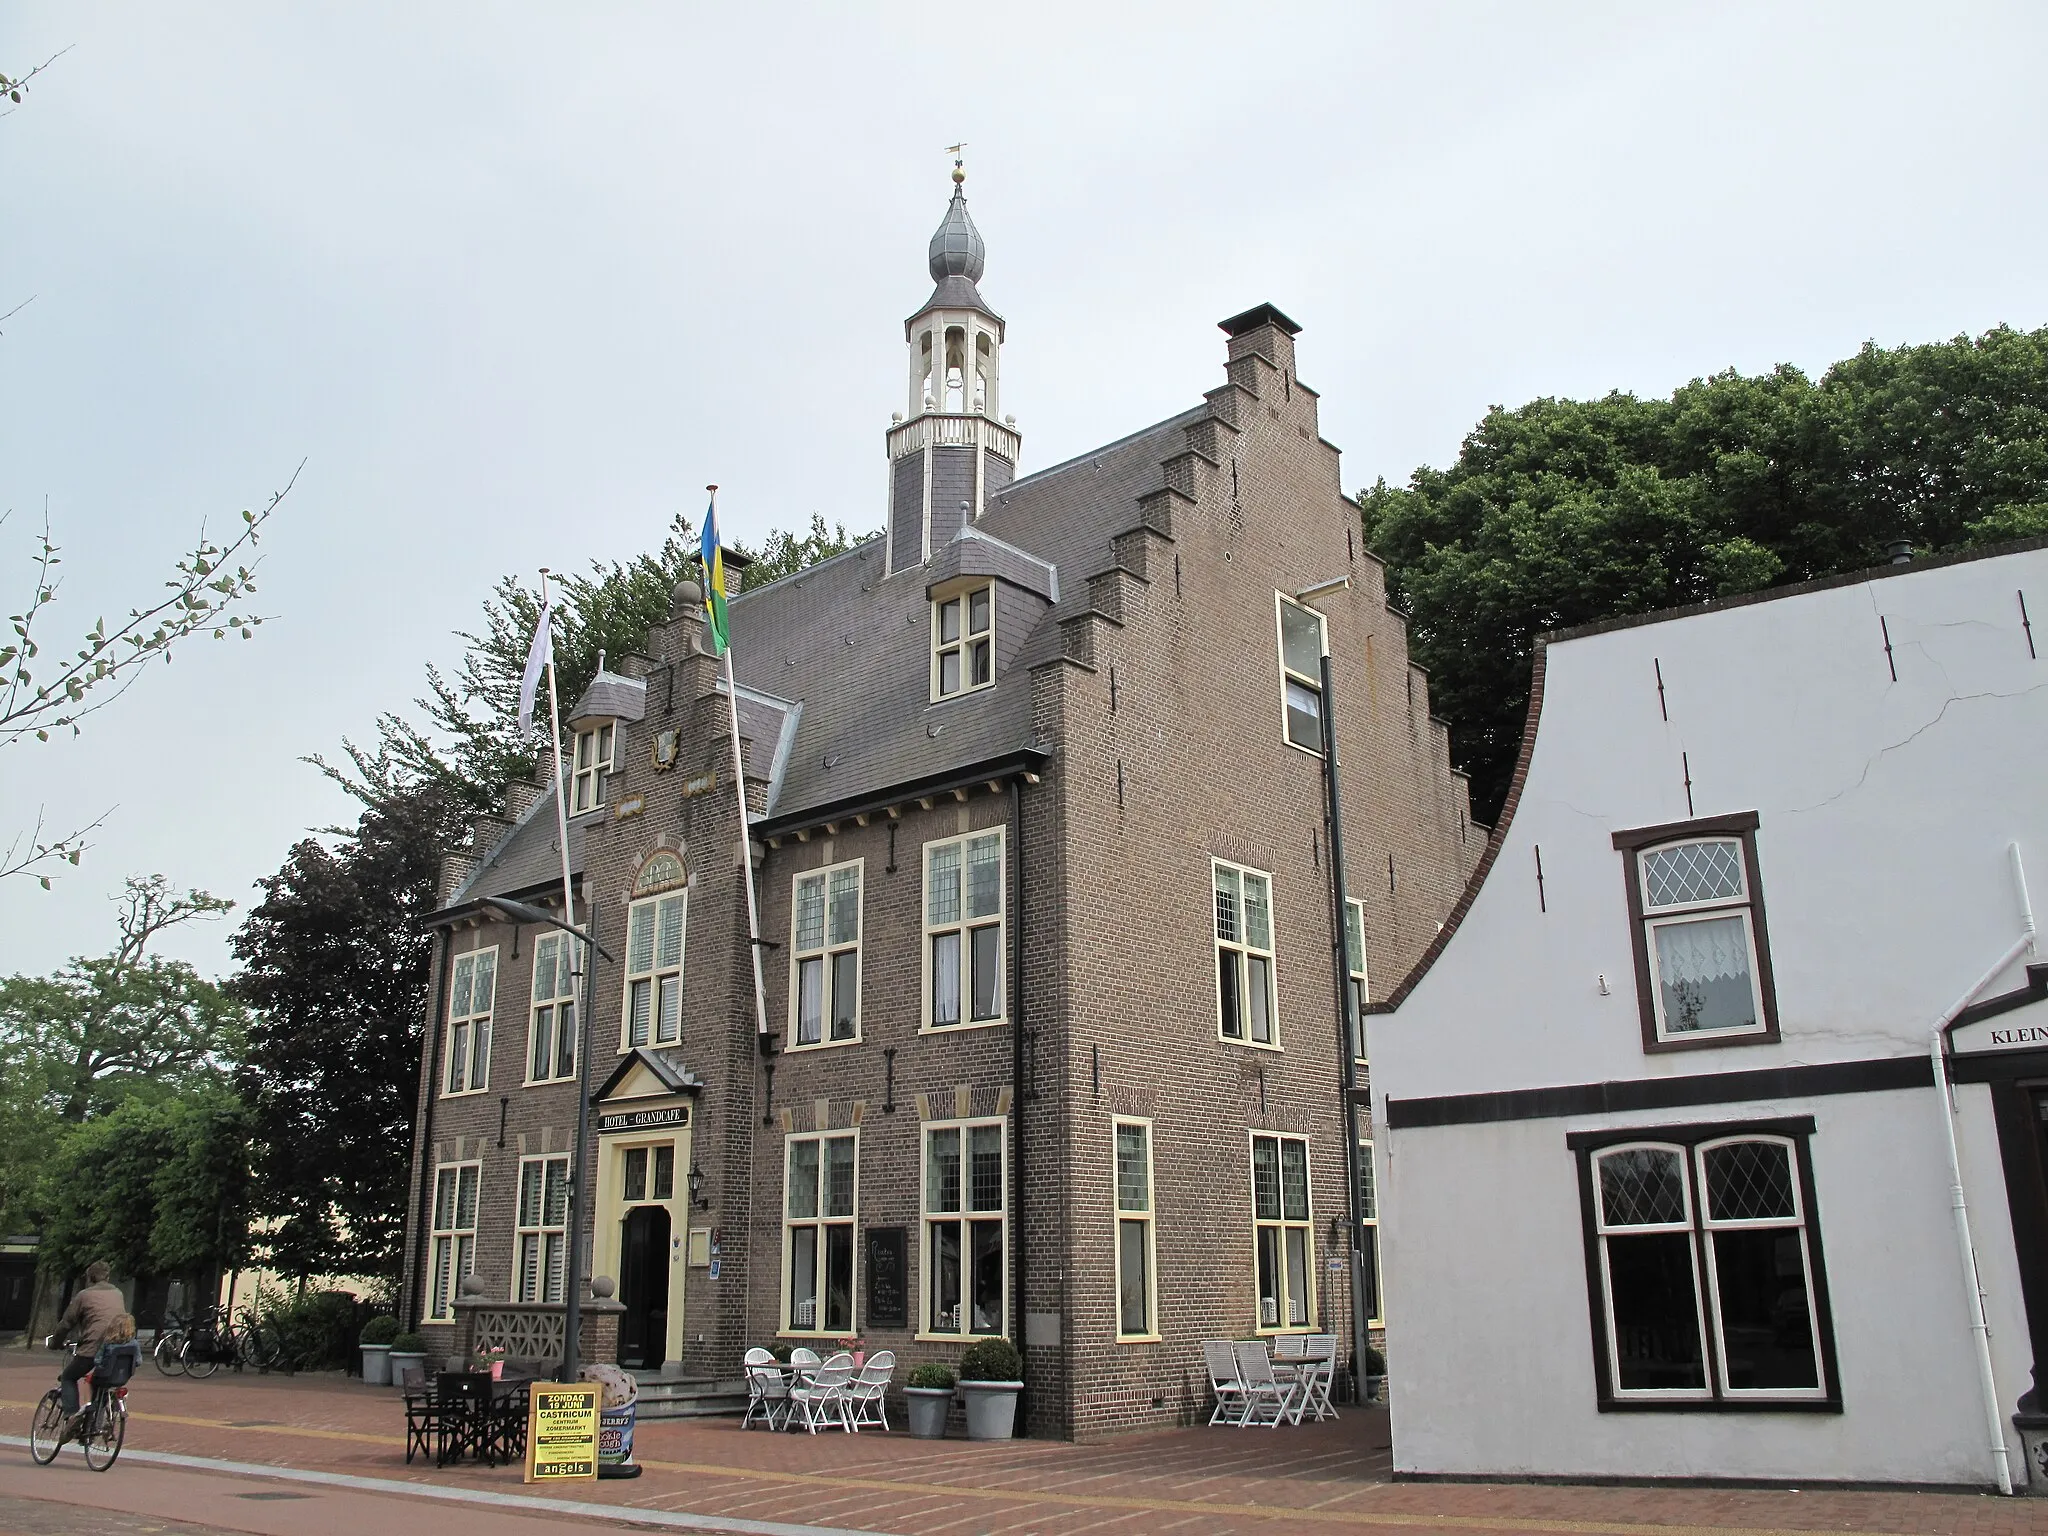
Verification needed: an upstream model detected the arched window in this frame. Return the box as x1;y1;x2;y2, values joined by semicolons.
944;327;966;412
636;850;686;895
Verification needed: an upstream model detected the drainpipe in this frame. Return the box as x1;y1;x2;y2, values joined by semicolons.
1009;776;1029;1430
1932;842;2035;1497
1318;650;1372;1402
407;929;454;1331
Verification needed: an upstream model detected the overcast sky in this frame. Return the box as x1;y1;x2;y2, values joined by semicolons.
4;1;2044;980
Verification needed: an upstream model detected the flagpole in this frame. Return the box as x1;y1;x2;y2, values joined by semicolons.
540;569;580;979
705;487;772;1043
535;569;594;1384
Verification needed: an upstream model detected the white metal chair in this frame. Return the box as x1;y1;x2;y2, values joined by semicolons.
741;1347;790;1430
790;1350;854;1433
1202;1340;1249;1426
1297;1334;1338;1422
1269;1333;1311;1424
1231;1340;1298;1428
844;1349;895;1432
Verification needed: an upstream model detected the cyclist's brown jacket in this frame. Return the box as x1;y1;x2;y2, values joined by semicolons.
58;1281;124;1351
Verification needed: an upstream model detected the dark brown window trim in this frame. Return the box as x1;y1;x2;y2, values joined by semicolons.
1612;811;1780;1054
1570;1116;1842;1415
1610;810;1761;852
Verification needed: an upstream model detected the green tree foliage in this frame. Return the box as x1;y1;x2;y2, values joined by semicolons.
229;781;455;1283
35;1086;254;1281
740;513;871;587
1359;325;2048;823
338;510;869;817
0;876;246;1123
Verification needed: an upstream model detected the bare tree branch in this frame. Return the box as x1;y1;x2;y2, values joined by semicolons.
2;462;300;749
0;803;110;888
0;46;72;118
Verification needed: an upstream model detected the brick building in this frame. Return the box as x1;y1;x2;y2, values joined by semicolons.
399;170;1479;1438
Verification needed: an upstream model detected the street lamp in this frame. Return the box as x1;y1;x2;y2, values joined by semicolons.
484;894;616;1384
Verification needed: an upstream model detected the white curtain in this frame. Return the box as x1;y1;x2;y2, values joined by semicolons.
1655;915;1750;984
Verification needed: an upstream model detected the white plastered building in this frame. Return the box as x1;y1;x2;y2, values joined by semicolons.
1369;538;2048;1489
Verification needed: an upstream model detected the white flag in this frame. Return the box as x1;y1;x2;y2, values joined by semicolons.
516;596;552;743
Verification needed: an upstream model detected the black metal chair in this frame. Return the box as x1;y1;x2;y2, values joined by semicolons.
401;1368;440;1465
435;1372;494;1466
486;1378;530;1464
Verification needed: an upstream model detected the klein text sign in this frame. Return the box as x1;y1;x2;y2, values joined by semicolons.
1950;1013;2048;1056
525;1382;600;1483
598;1105;690;1134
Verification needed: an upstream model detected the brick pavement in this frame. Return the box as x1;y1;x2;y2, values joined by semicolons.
0;1350;2039;1535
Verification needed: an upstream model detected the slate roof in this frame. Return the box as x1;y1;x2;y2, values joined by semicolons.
570;671;647;725
925;526;1059;603
446;783;589;908
728;405;1200;827
442;396;1207;907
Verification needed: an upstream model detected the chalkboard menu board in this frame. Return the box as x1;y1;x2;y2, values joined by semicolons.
864;1226;907;1329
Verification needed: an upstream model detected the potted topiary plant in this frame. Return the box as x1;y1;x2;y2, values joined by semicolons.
905;1362;955;1439
957;1337;1023;1441
1362;1343;1387;1405
359;1316;400;1386
387;1331;428;1386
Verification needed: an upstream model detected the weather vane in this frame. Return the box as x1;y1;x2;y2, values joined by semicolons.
945;142;967;184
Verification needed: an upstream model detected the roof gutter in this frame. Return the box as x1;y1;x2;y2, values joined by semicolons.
752;747;1049;842
1932;842;2036;1497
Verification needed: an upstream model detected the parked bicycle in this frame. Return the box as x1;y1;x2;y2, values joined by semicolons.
30;1342;131;1471
180;1305;290;1378
152;1304;197;1378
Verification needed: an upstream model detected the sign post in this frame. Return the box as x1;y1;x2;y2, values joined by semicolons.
525;1381;601;1484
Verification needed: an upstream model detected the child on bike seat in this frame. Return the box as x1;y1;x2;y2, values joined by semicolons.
93;1314;141;1392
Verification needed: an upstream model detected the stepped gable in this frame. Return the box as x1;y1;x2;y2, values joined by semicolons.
979;407;1204;670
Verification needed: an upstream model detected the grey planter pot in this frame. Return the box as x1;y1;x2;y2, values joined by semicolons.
388;1350;427;1386
360;1345;392;1386
905;1386;952;1439
960;1380;1022;1440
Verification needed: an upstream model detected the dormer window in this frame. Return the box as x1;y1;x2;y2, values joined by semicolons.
932;583;994;700
572;724;614;814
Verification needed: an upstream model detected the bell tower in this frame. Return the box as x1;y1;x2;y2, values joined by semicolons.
885;156;1021;576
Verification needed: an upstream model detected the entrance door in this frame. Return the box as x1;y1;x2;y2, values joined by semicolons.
617;1206;671;1370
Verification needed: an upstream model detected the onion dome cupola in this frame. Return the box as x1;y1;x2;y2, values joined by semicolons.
885;155;1021;577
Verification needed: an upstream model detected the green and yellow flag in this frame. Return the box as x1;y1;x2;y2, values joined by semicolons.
699;490;729;655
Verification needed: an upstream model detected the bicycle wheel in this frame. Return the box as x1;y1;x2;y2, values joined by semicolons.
83;1401;123;1472
239;1320;279;1373
257;1323;292;1375
28;1390;64;1464
154;1330;188;1377
181;1334;221;1380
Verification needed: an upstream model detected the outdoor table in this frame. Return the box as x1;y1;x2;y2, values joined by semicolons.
430;1373;530;1466
1273;1345;1337;1423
